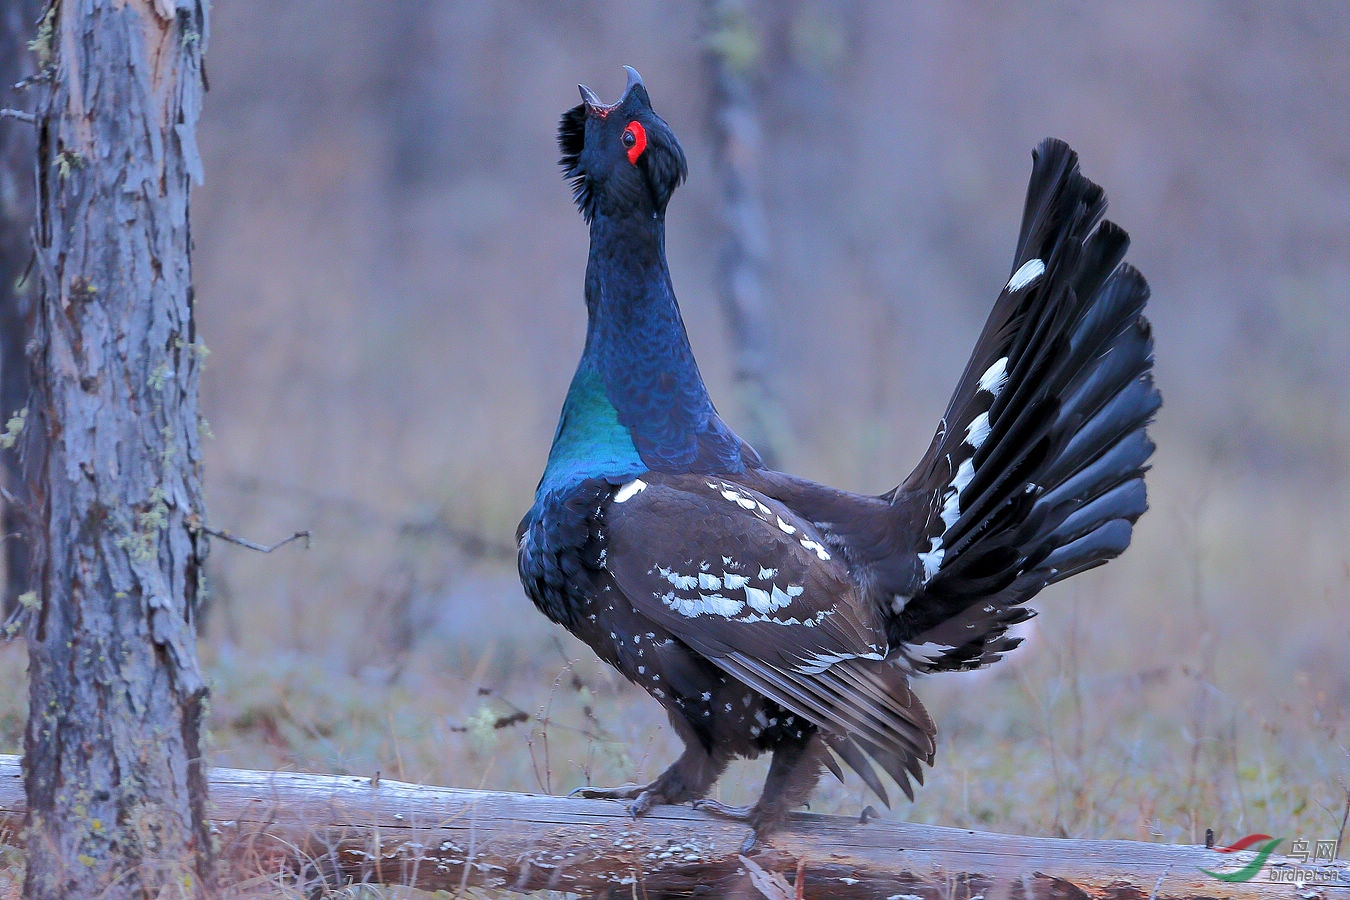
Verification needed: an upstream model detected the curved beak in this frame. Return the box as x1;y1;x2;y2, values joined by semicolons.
578;66;646;117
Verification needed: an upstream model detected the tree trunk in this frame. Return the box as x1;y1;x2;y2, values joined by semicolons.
23;1;212;897
0;0;41;618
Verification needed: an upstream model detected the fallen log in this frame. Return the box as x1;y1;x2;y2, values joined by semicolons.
0;755;1342;897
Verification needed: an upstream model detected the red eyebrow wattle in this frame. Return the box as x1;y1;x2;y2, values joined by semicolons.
625;121;647;165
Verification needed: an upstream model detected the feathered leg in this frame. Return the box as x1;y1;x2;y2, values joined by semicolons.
695;729;826;850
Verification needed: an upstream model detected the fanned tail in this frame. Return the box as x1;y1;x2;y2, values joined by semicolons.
890;138;1160;673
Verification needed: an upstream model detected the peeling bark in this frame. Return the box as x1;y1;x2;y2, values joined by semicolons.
23;1;212;897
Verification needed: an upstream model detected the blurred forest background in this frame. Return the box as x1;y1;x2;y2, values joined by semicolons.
2;0;1348;853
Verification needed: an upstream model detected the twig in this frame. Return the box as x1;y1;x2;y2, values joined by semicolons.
1148;863;1171;900
1337;786;1349;857
0;108;36;124
203;525;311;553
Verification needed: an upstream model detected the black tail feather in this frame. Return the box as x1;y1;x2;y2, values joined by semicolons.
891;138;1159;673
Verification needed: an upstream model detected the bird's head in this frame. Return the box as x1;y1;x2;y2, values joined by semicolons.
559;66;688;223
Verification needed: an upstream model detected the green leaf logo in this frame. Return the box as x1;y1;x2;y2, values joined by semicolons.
1199;835;1282;883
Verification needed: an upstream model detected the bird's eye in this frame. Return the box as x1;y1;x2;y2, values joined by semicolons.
622;121;647;164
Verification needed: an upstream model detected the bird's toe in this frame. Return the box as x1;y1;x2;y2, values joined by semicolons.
569;782;647;801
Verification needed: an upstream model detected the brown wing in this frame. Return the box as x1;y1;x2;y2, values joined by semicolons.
603;472;936;796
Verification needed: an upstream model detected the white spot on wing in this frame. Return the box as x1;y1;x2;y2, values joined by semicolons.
744;586;773;614
662;591;745;618
1007;257;1045;293
776;516;796;535
723;572;749;590
794;648;885;674
799;538;831;561
757;566;778;580
658;567;698;590
698;572;721;591
614;478;647;503
978;357;1009;396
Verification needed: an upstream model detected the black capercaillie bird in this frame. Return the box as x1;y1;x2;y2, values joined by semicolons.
517;67;1160;846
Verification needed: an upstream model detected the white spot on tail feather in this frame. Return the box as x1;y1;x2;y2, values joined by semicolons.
904;640;956;664
978;357;1009;396
1007;258;1046;293
952;457;975;497
918;542;944;581
925;456;977;582
964;411;991;450
614;478;647;503
939;485;961;531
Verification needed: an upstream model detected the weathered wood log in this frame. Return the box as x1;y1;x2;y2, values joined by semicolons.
0;755;1342;898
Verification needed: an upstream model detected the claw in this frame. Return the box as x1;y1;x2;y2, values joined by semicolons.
626;790;656;818
692;798;768;852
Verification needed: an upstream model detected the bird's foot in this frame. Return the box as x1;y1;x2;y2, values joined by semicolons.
569;783;660;818
691;797;754;820
568;782;646;802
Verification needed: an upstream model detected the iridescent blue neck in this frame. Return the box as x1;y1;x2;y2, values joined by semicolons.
534;208;752;506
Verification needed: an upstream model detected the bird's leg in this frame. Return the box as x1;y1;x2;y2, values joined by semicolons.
695;732;825;850
571;739;727;818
